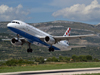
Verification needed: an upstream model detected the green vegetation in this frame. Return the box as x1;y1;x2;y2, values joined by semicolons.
5;59;34;66
72;55;93;62
35;57;44;64
1;42;100;60
0;55;99;67
1;62;100;73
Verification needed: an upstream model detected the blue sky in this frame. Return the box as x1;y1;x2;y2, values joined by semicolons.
0;0;100;24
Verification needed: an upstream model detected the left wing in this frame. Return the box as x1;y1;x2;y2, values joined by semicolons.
2;38;27;42
2;39;11;41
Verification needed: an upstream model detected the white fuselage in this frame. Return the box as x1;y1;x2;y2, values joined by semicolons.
7;20;70;51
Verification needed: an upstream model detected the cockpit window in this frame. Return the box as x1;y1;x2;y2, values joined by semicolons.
12;21;16;23
16;22;20;24
11;21;20;24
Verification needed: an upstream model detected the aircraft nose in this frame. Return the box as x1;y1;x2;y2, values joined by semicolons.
7;23;13;28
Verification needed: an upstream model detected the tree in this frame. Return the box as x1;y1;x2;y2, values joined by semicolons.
47;57;58;62
59;56;70;62
72;55;78;62
6;59;18;66
35;57;45;64
78;55;87;62
59;56;63;62
52;57;58;62
86;55;92;61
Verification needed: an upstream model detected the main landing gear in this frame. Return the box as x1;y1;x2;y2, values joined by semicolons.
27;43;33;53
49;47;54;52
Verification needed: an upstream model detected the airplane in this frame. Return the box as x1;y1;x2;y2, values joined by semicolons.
4;20;95;53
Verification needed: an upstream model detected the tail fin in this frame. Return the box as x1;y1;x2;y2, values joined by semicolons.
63;27;71;36
62;27;71;46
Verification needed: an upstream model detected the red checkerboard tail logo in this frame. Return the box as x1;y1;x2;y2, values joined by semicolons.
63;27;71;36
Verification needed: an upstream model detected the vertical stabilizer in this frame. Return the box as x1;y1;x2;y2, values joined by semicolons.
62;27;71;46
63;27;71;36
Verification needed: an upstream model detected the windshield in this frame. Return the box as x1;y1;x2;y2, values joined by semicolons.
11;21;20;24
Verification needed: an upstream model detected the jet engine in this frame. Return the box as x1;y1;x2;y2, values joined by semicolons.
11;38;23;46
44;36;55;45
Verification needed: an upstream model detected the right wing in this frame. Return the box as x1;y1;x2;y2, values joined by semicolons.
53;34;95;42
39;34;95;43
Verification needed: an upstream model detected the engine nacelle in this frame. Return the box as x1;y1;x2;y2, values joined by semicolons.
44;36;55;45
11;38;23;46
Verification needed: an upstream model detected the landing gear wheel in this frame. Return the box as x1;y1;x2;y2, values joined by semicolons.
27;43;33;53
52;48;54;52
27;48;33;53
49;48;51;52
49;47;54;52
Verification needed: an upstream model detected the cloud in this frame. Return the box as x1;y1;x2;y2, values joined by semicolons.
0;4;30;21
52;0;100;22
50;0;93;8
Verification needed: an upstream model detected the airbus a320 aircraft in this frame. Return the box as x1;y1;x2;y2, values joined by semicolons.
5;20;95;52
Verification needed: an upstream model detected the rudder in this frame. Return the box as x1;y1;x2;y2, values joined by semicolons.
63;27;71;36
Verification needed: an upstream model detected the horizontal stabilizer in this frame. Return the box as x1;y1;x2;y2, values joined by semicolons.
60;45;86;51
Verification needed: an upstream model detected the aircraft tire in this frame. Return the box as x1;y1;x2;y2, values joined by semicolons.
52;48;54;52
49;47;54;52
27;48;33;53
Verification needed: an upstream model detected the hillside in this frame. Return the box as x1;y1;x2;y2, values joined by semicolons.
0;20;100;60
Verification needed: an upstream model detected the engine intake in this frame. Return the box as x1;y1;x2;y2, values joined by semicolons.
45;36;49;42
11;38;23;46
12;38;18;43
44;36;55;45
